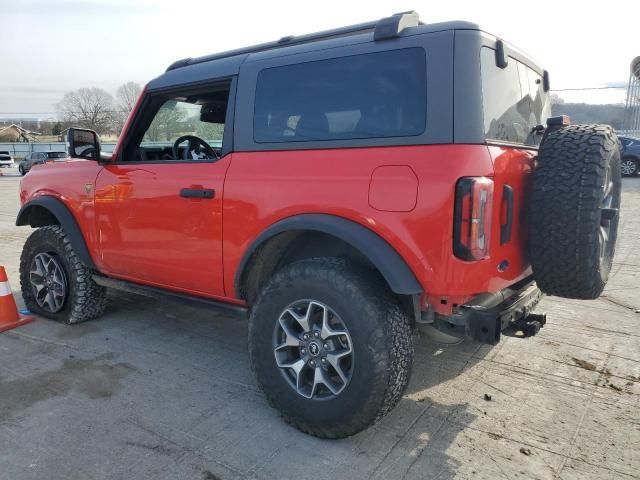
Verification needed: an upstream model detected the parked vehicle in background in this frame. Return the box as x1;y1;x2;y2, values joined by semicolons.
15;11;622;438
18;151;69;175
620;136;640;176
0;151;14;168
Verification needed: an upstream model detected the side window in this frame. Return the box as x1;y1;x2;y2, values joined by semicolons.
253;48;427;143
480;47;550;146
133;83;230;161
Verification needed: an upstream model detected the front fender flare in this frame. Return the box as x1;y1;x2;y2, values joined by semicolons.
235;214;423;297
16;196;96;269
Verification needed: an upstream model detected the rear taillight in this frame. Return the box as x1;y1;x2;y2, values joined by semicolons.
453;177;493;260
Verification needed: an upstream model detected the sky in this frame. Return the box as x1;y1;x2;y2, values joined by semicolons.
0;0;637;120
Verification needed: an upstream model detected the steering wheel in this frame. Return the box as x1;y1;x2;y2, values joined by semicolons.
172;135;219;160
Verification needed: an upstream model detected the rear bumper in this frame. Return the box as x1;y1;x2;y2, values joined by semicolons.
427;276;543;344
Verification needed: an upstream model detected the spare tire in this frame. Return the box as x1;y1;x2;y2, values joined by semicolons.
529;124;621;299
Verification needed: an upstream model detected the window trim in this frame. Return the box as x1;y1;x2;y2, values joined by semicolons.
111;76;237;165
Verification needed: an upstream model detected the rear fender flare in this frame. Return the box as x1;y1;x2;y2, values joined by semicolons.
235;214;423;297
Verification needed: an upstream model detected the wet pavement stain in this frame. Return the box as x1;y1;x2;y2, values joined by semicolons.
0;353;135;421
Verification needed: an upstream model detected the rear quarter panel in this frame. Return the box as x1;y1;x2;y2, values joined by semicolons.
223;144;532;308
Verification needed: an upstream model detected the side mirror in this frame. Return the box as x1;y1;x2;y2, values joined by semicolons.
67;127;100;160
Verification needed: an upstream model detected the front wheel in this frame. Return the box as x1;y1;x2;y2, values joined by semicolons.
20;226;107;324
248;258;413;438
621;156;639;177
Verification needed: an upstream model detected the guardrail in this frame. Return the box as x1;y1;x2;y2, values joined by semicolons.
0;141;224;160
617;130;640;138
0;142;117;159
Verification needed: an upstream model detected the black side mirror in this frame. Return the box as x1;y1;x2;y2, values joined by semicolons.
67;127;100;160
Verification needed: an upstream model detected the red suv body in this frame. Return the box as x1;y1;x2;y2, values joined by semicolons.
16;13;562;437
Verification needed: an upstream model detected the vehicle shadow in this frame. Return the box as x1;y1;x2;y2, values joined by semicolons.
109;289;494;479
19;289;494;480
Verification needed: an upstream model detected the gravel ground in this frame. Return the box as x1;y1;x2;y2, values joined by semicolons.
0;167;638;480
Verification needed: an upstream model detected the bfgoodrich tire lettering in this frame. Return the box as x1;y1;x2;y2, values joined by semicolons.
529;124;622;299
248;258;413;438
20;225;107;324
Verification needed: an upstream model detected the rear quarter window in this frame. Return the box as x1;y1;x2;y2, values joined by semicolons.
253;48;427;143
480;47;550;146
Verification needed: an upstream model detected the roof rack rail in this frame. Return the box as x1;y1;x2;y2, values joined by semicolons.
166;11;421;72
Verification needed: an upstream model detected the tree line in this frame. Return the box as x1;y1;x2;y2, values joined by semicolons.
551;94;626;130
54;82;142;136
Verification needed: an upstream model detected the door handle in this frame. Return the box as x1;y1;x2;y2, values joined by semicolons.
180;188;215;199
500;185;514;245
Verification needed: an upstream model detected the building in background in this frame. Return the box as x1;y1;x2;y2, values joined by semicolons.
0;124;40;142
623;57;640;137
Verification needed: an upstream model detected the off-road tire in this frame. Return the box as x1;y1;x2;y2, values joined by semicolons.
20;225;107;323
248;258;413;438
530;124;621;299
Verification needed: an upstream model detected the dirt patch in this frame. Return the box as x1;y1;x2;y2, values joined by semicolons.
202;471;223;480
572;357;596;371
124;441;178;457
0;353;135;421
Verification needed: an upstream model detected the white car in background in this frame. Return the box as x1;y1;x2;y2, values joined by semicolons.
0;151;14;168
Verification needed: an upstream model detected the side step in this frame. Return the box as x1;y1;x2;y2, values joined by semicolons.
92;275;248;320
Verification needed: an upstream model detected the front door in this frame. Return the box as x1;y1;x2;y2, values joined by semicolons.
94;81;234;298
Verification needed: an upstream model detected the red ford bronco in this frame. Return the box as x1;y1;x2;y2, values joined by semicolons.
17;12;621;438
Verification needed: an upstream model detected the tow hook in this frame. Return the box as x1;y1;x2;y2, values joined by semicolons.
512;312;547;337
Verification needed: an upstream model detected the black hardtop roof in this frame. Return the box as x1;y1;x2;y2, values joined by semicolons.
165;16;479;72
148;13;481;91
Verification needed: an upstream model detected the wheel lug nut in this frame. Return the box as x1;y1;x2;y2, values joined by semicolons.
301;348;306;354
314;331;320;338
323;343;328;349
309;360;316;367
303;333;309;340
321;357;327;364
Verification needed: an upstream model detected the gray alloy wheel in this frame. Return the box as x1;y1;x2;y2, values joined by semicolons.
273;299;353;400
29;252;68;313
621;157;638;176
599;163;618;266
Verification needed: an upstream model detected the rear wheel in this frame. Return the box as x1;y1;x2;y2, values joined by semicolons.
20;226;107;324
248;258;413;438
621;156;638;176
18;166;25;176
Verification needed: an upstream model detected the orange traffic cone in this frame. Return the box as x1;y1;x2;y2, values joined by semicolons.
0;267;33;333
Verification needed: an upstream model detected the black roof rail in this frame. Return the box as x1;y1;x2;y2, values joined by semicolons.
166;11;421;72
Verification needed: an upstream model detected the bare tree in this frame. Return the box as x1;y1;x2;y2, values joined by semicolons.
56;88;115;134
113;82;142;134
